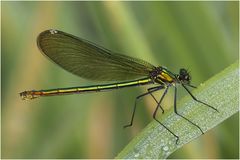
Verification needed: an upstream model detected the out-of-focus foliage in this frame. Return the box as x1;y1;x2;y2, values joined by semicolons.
2;1;239;159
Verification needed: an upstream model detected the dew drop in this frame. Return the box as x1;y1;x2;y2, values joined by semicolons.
134;153;139;158
168;140;172;145
162;146;169;151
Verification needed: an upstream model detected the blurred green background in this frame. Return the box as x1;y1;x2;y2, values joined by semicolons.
2;1;239;159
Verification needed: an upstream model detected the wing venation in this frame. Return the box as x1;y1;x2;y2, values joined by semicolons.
37;29;156;81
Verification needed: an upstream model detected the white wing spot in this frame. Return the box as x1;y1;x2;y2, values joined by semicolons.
49;29;58;34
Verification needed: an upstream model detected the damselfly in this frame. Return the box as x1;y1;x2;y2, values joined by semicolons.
20;29;218;144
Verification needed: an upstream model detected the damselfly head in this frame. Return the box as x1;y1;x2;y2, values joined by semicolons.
178;68;191;84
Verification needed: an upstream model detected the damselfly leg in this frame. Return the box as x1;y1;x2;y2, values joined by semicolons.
124;85;165;128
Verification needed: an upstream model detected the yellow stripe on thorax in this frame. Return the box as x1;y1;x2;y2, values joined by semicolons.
158;70;173;82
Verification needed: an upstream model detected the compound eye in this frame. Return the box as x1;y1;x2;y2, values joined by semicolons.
179;68;187;75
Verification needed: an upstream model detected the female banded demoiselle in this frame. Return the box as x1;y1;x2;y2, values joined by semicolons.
20;29;218;144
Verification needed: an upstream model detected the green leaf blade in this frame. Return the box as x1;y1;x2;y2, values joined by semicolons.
116;61;239;159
